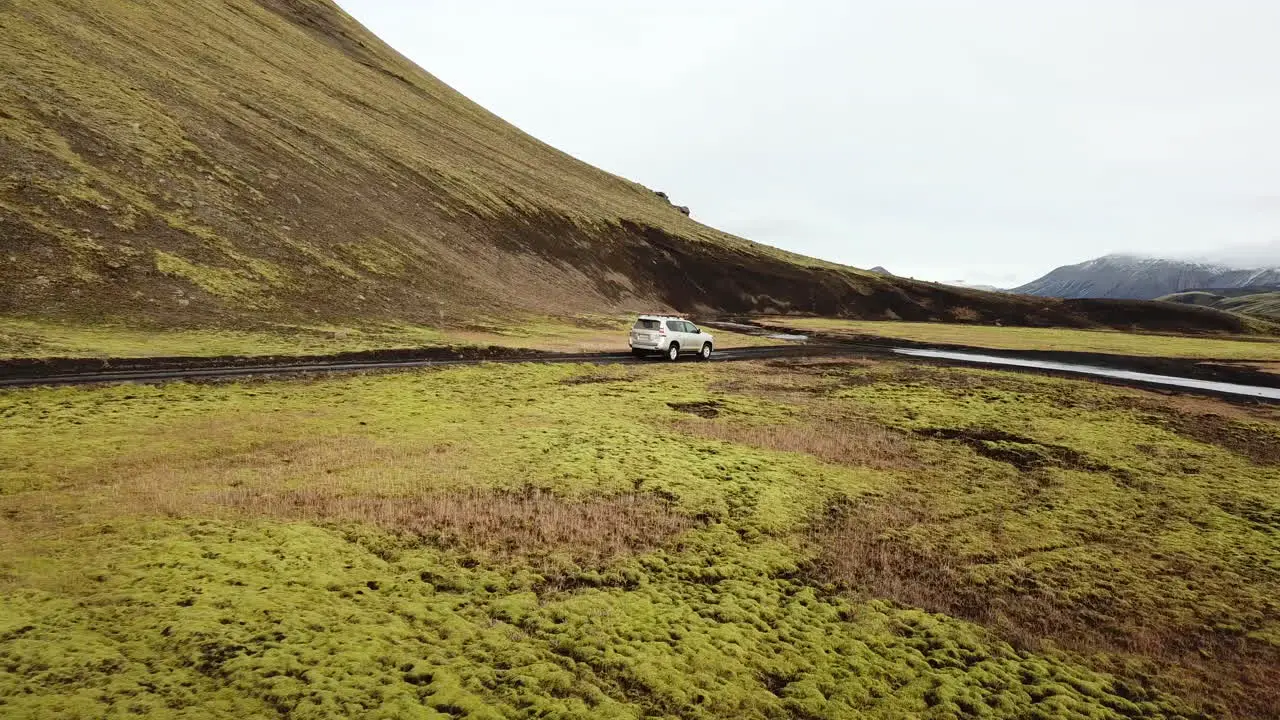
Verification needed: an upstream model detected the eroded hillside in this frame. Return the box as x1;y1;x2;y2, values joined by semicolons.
0;0;1266;337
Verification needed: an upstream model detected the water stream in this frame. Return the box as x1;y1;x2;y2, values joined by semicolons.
895;348;1280;400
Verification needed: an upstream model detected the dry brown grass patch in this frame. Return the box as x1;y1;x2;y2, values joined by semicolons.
810;497;1103;648
83;430;688;563
1230;360;1280;377
708;358;884;400
191;487;690;564
673;418;916;471
807;497;986;619
1126;391;1280;423
947;306;982;322
808;496;1280;719
764;358;883;371
1117;393;1280;465
1163;412;1280;465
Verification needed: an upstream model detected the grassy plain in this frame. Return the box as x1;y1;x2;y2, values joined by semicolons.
2;359;1278;718
0;315;769;358
765;317;1280;361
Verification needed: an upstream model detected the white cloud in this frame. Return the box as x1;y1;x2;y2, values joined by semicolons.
338;0;1280;285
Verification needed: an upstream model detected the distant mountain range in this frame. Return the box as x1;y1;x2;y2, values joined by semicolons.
942;280;1005;293
1013;254;1280;300
866;266;1004;292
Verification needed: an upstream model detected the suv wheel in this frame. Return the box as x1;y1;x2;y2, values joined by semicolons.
666;343;680;361
699;343;712;361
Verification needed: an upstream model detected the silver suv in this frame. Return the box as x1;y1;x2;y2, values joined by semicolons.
629;315;715;361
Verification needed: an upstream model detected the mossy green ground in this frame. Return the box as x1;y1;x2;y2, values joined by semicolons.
765;317;1280;361
0;315;768;358
2;359;1277;718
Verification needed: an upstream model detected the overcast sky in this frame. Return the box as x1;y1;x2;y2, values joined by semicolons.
337;1;1280;286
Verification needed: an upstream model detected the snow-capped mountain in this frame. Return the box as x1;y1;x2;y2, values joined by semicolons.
1013;254;1280;299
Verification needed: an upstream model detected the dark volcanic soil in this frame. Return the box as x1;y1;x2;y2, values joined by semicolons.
0;345;552;380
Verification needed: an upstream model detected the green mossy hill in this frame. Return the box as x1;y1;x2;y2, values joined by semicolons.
1161;290;1280;322
0;0;1260;337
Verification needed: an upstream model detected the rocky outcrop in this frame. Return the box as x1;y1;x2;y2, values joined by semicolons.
653;190;689;216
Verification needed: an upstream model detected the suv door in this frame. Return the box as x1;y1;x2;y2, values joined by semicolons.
665;320;686;351
684;321;705;352
681;322;701;346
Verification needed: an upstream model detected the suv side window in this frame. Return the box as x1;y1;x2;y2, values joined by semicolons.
683;322;700;334
666;320;683;332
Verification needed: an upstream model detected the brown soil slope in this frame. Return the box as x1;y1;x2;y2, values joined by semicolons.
0;0;1264;335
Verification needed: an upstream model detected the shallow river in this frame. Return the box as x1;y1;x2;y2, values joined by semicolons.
895;348;1280;400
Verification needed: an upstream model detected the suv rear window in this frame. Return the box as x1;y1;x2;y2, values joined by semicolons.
633;319;660;330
